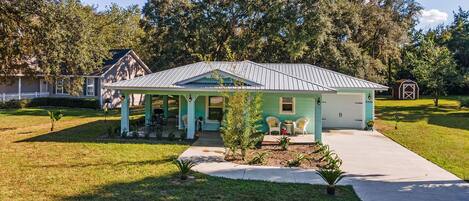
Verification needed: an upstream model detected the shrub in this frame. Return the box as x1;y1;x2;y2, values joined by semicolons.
366;120;374;131
286;153;306;167
0;99;30;109
28;97;99;109
173;159;196;180
248;152;269;165
316;168;346;195
459;97;469;109
278;136;290;150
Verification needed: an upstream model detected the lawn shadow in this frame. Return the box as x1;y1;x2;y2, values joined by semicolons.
15;119;191;145
26;158;175;169
376;105;469;130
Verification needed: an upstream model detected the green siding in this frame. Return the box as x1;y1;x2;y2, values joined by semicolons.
261;93;316;133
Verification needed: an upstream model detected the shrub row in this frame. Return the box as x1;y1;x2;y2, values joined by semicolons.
0;97;100;109
459;97;469;108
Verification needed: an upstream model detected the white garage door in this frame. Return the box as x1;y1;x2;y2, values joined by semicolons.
322;94;364;129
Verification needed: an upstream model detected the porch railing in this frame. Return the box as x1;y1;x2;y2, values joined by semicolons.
1;92;50;102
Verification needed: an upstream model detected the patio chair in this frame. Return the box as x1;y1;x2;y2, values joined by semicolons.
266;116;281;135
293;117;309;135
182;115;188;130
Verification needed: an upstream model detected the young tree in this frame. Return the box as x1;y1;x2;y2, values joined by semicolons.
405;37;460;106
48;110;63;131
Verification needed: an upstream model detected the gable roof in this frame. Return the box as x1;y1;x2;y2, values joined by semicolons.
89;49;152;76
105;61;388;93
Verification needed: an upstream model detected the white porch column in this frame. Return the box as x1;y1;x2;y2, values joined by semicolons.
120;93;130;136
18;77;22;100
185;94;198;139
178;95;183;129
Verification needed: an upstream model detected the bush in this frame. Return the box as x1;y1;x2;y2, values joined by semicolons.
173;159;196;180
459;97;469;109
248;152;269;165
0;99;30;109
278;136;290;150
28;97;99;109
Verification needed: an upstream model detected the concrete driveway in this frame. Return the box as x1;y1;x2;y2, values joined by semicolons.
324;130;469;201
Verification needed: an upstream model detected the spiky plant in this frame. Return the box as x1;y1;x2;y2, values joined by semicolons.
316;168;346;195
173;159;196;180
248;152;269;165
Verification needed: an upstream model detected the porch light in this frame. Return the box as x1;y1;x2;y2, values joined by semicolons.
316;97;321;105
367;93;372;101
188;94;192;102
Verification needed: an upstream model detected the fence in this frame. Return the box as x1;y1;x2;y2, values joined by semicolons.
1;92;50;102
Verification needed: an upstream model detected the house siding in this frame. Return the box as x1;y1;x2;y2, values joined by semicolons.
101;53;149;108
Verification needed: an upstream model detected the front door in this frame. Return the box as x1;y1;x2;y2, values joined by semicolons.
39;79;48;94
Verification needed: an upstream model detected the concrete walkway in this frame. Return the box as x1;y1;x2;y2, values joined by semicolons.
180;131;469;201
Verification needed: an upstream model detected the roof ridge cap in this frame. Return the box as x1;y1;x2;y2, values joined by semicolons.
243;60;336;91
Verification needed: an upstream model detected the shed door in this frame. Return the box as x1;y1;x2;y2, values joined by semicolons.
322;94;364;129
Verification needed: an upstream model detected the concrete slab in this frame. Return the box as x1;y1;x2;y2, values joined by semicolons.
324;130;469;201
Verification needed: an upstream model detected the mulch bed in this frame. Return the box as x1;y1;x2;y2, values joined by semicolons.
229;144;327;169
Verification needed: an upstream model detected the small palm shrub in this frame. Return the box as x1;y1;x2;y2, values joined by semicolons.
286;153;306;167
366;120;374;131
248;152;269;165
278;136;290;150
48;110;63;131
316;168;346;195
173;159;196;180
459;97;469;109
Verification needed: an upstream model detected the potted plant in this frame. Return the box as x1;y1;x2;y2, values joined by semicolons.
366;120;374;131
316;168;345;195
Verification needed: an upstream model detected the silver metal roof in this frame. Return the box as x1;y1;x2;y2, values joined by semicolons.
105;61;387;93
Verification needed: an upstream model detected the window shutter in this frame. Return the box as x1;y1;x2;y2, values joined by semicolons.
83;79;87;96
95;78;99;96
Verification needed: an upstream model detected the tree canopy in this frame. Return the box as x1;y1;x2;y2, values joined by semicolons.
142;0;421;84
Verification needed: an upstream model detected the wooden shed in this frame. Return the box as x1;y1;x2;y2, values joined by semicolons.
392;79;419;100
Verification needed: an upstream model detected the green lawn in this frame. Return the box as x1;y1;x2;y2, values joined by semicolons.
375;97;469;180
0;107;359;201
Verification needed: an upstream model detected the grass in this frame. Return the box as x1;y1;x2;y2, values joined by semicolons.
0;107;359;201
375;97;469;180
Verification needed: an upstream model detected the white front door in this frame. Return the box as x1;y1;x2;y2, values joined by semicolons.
322;94;364;129
39;79;48;93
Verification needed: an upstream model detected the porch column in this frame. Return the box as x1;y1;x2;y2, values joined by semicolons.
162;95;169;119
18;77;22;100
314;95;323;143
120;93;130;136
178;95;183;129
185;94;198;139
144;94;153;126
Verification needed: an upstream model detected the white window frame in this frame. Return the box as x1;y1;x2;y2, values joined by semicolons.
86;77;95;96
279;97;295;115
55;79;67;95
205;96;224;123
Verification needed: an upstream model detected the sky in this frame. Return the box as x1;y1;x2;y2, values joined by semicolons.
82;0;469;30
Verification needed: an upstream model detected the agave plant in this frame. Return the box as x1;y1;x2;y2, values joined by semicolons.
316;168;346;195
173;159;196;180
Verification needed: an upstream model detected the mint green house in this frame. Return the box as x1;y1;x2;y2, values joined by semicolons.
105;61;387;142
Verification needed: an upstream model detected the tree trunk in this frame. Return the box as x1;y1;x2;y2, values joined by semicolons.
433;91;439;107
51;120;54;131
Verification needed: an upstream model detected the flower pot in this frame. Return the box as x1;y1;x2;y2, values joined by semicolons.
326;186;336;195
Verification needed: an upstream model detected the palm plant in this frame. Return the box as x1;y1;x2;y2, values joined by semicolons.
248;152;269;165
173;159;196;180
286;153;307;167
316;168;346;195
48;110;63;131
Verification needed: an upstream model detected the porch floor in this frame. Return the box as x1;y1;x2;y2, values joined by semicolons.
262;135;315;145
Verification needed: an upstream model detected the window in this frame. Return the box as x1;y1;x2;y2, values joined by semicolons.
280;97;295;114
86;77;95;96
207;96;224;121
55;79;67;94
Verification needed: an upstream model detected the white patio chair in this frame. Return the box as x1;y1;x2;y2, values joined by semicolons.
266;116;281;135
293;117;309;135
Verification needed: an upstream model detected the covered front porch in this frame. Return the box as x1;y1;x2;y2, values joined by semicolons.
119;90;324;142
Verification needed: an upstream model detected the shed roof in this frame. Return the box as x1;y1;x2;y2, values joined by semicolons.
105;61;388;93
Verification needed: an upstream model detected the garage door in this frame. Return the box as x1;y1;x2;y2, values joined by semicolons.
322;94;364;129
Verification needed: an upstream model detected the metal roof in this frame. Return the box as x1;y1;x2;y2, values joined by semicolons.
105;61;387;93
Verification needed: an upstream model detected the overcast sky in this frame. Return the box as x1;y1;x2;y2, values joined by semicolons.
82;0;469;30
